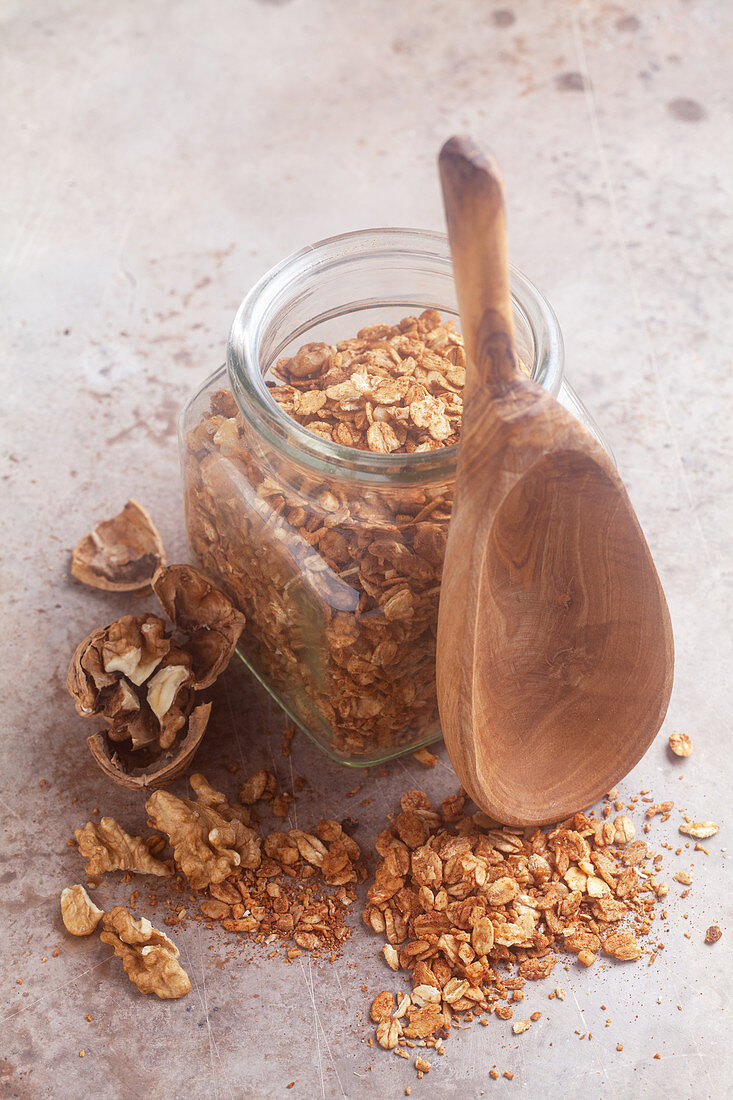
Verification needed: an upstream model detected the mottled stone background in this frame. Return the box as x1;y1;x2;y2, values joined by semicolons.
1;1;731;1097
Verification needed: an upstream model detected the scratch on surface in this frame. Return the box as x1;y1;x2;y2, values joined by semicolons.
569;986;614;1094
299;956;326;1099
177;929;236;1100
571;3;716;576
195;925;219;1096
395;757;423;788
654;951;716;1093
331;960;345;1003
288;754;299;829
2;955;112;1022
221;678;248;774
299;955;347;1098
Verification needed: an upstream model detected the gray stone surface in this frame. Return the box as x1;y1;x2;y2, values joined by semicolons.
1;1;731;1097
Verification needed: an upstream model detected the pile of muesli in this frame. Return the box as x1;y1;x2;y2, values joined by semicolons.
183;310;510;761
362;787;667;1053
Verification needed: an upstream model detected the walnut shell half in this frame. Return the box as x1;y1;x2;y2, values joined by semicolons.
152;564;245;688
71;500;166;593
87;702;211;790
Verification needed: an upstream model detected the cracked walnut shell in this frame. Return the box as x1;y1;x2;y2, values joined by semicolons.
152;563;245;689
67;559;242;788
71;500;166;593
100;906;190;998
87;701;211;790
60;885;104;936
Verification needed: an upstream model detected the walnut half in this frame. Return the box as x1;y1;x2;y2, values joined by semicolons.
75;817;172;877
146;778;261;890
60;884;104;936
71;500;166;593
100;906;190;999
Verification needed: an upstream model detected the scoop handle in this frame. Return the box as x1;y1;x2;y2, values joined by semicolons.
439;135;518;391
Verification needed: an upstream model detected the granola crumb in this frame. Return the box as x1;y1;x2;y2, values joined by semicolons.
503;1071;514;1080
705;925;722;944
617;1043;623;1052
668;732;692;757
412;748;439;768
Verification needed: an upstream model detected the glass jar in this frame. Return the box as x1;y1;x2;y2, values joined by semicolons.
180;229;609;766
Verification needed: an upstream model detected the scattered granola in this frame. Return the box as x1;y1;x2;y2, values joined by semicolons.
99;906;190;998
60;885;104;936
363;788;665;1051
679;822;719;839
668;732;693;757
71;500;165;593
413;748;439;768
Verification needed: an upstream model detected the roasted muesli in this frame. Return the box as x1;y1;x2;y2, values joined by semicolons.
184;310;528;761
362;787;666;1050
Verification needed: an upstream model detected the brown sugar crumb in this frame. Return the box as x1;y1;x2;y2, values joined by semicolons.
705;925;722;945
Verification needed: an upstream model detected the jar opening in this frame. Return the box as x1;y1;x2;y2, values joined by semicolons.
227;228;564;485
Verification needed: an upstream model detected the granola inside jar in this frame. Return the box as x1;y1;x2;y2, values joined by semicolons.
180;229;604;764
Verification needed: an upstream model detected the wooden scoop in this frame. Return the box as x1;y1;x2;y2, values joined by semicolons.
436;136;674;826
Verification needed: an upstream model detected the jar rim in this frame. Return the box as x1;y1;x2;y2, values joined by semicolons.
227;227;565;485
